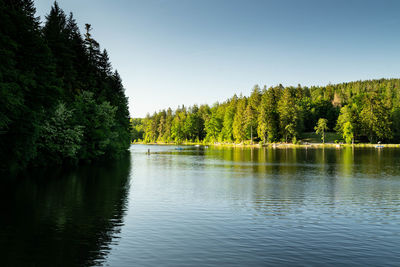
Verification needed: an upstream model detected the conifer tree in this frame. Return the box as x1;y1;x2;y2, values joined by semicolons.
0;1;131;172
222;96;237;142
278;88;300;142
233;97;247;142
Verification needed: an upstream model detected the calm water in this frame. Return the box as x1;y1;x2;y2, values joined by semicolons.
1;145;400;266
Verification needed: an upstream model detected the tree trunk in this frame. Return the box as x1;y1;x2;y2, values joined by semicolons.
251;126;253;144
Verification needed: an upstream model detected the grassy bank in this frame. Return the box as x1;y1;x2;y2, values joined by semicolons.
300;132;341;143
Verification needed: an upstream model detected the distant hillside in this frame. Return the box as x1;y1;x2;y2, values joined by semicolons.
136;78;400;144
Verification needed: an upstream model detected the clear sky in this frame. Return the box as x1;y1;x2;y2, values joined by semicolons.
34;0;400;117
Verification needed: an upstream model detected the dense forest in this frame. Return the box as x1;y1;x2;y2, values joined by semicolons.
0;1;130;173
136;79;400;145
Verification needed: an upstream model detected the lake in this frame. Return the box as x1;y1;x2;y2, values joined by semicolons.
1;145;400;266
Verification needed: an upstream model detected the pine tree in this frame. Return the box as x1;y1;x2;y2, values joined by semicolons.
222;96;237;142
1;1;131;172
233;97;247;142
278;88;300;142
258;87;278;143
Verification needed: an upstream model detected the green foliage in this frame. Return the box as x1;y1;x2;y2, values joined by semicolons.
278;88;302;142
233;97;247;142
205;105;223;142
139;79;400;145
221;96;237;142
314;118;329;143
0;1;130;173
184;107;204;141
343;122;354;144
335;104;358;142
130;118;144;142
38;102;83;163
73;91;119;160
359;92;392;142
391;107;400;141
246;86;261;141
257;87;279;143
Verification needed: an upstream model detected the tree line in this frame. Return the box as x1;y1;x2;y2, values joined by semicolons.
0;1;130;173
135;79;400;144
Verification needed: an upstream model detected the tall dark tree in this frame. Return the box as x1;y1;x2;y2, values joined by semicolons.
0;0;60;172
0;1;131;173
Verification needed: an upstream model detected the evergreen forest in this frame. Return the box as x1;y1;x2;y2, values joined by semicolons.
0;1;130;173
136;79;400;145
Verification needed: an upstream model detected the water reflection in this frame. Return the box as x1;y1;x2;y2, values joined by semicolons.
115;145;400;266
143;148;400;228
0;154;131;266
139;147;399;216
2;146;400;266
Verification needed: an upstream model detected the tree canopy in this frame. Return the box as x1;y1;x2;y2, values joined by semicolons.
0;1;130;173
136;79;400;145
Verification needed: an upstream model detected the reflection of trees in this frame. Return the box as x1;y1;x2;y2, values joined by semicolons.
0;154;131;266
157;146;400;220
199;147;399;218
204;147;310;216
341;146;354;177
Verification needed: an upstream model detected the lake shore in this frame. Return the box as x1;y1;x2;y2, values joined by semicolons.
132;142;400;148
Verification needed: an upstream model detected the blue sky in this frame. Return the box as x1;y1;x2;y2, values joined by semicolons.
35;0;400;117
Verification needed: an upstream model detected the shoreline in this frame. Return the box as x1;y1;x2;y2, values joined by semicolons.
132;142;400;148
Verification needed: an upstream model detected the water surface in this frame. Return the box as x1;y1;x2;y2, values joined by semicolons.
1;145;400;266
